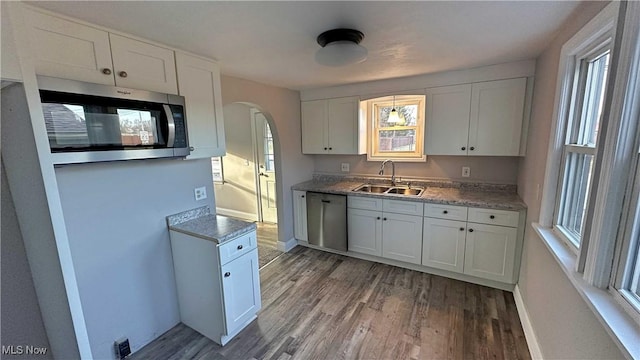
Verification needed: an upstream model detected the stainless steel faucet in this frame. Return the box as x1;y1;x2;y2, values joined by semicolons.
379;160;396;185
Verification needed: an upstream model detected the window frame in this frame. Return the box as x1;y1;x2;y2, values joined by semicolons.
537;1;640;357
553;43;611;251
366;95;426;162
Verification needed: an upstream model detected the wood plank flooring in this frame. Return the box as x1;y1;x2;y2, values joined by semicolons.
256;222;282;268
131;246;531;360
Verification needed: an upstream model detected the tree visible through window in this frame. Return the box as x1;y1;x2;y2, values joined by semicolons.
368;95;425;161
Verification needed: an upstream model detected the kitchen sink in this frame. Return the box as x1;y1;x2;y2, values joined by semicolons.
353;184;392;193
352;184;424;197
387;187;424;196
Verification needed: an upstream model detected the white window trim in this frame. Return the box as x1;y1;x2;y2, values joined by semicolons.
366;95;426;162
537;2;640;358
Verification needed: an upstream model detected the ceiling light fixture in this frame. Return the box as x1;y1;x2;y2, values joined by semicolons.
388;96;401;124
315;28;368;67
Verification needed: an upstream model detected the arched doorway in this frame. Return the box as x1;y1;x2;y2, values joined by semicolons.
213;102;282;268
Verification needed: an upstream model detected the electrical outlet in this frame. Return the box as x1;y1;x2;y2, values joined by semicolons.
462;166;471;178
341;163;350;172
194;186;207;201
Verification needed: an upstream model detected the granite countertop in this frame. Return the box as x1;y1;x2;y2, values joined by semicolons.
166;206;256;244
292;176;526;211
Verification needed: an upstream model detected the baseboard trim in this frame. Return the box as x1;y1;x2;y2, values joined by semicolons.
277;238;298;252
513;284;543;359
215;208;258;222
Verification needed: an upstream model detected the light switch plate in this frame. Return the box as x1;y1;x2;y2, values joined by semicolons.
462;166;470;178
194;186;207;201
341;163;350;172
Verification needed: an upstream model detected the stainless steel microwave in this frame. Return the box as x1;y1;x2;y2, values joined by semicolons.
38;76;190;165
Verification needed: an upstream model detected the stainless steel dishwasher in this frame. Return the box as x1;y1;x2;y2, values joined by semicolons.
306;192;347;251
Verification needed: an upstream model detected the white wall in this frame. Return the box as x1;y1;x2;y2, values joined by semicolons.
1;160;53;360
214;103;259;220
221;75;312;246
55;158;215;359
517;1;624;358
315;154;520;184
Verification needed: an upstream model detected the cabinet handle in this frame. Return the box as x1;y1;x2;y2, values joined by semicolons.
101;68;112;75
461;146;466;151
324;147;328;150
470;146;475;151
490;215;495;219
301;195;305;198
383;217;387;221
118;71;128;78
459;227;465;231
237;245;243;250
443;210;448;214
377;217;381;220
224;272;231;277
329;147;333;150
189;146;195;151
468;228;474;232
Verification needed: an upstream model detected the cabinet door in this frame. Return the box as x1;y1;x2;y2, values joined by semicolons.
425;84;472;155
293;190;308;241
468;78;526;156
221;249;261;334
327;96;360;154
422;218;467;273
463;223;518;283
301;100;328;154
381;213;423;265
23;7;115;85
176;53;226;158
347;208;382;256
109;33;178;94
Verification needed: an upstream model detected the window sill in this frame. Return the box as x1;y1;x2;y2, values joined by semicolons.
532;223;640;360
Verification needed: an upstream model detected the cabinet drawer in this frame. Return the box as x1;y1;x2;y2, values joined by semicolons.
424;203;468;221
383;199;424;216
218;231;257;265
348;196;383;211
468;208;519;228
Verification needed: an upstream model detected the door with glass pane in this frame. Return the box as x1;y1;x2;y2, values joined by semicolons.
253;112;277;223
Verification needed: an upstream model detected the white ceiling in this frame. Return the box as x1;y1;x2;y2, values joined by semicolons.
28;1;583;91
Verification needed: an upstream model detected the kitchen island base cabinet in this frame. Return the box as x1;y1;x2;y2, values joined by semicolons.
169;230;261;346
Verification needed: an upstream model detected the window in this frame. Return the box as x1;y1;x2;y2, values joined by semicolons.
555;44;611;249
539;1;640;353
367;95;425;161
263;121;275;171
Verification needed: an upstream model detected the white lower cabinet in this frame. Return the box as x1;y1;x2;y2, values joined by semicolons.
348;197;423;265
464;223;518;283
292;190;308;241
348;208;382;256
422;217;467;273
170;229;261;346
422;203;521;284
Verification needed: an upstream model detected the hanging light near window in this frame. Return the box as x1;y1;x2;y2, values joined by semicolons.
388;96;401;124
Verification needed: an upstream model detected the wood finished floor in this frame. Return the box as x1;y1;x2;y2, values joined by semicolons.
131;246;531;360
256;222;281;269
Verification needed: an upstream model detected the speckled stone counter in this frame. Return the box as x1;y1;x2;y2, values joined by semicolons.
167;206;256;244
291;177;526;211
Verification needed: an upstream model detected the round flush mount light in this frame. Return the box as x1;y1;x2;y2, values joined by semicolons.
315;28;368;67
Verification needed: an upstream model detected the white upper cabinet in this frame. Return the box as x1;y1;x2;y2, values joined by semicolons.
301;96;364;154
469;78;527;156
176;52;225;158
23;6;114;85
425;78;528;156
425;84;472;155
22;6;178;94
109;34;178;94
